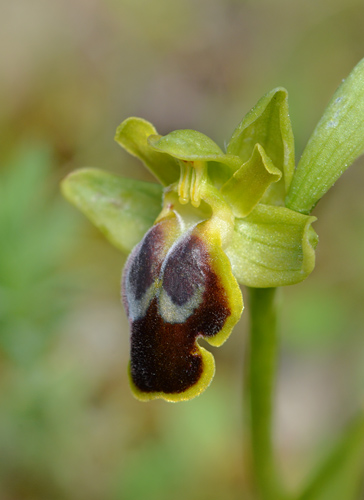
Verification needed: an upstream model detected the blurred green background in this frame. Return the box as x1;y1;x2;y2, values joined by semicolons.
1;0;364;499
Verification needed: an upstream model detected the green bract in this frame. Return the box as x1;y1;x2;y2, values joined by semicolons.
61;58;364;402
286;58;364;214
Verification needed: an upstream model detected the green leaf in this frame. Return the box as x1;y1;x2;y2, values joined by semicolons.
297;415;364;500
221;144;281;218
61;168;163;253
148;130;241;186
225;204;317;287
114;117;180;186
286;58;364;215
227;87;295;205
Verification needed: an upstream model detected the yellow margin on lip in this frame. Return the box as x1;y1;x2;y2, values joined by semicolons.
128;344;215;402
127;217;243;403
198;225;244;349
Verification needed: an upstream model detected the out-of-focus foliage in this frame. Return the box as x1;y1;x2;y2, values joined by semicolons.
0;145;80;363
1;0;364;498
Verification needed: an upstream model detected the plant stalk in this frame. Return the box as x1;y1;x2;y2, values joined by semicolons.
246;287;283;500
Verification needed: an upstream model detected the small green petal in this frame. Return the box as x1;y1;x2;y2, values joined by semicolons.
61;168;162;253
221;144;281;218
225;204;317;288
115;117;180;186
286;58;364;215
227;88;295;205
148;130;242;186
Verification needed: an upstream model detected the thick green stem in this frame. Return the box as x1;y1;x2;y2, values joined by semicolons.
247;287;283;500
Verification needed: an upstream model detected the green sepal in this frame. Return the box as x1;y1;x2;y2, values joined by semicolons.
60;168;163;254
148;129;224;158
297;414;364;500
286;58;364;215
227;87;295;205
225;204;317;287
221;144;281;218
114;117;180;186
148;130;242;186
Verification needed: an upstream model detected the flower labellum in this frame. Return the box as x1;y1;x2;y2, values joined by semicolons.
122;188;243;401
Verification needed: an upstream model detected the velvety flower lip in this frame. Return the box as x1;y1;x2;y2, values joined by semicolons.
122;201;242;401
62;59;364;401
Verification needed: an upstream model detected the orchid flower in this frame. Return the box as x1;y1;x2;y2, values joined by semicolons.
61;58;364;403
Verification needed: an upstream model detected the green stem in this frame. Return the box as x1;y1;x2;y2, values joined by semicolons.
247;287;283;500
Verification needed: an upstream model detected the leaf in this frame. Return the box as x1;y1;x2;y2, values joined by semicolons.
221;143;281;218
227;87;295;205
286;58;364;215
297;415;364;500
61;168;163;253
115;117;180;186
225;204;317;288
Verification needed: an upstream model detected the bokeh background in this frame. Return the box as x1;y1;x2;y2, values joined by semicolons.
1;0;364;499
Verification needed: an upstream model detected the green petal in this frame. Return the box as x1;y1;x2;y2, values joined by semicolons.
227;88;295;205
225;204;317;287
115;117;180;186
148;130;242;186
221;144;281;218
61;168;163;253
286;58;364;214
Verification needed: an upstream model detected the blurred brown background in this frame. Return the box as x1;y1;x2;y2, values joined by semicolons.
1;0;364;499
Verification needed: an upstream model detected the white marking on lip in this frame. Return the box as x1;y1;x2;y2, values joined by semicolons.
124;281;156;323
158;285;205;324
